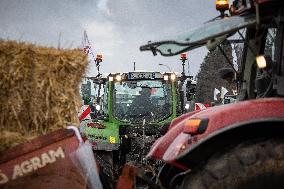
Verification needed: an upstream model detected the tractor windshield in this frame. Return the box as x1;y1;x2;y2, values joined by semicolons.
140;14;256;56
113;80;172;123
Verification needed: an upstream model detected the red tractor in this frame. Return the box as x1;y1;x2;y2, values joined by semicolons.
139;0;284;188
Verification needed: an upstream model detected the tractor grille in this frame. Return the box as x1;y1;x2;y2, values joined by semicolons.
119;124;162;136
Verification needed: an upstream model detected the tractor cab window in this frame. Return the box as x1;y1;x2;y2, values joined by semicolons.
113;80;172;123
255;28;276;98
264;28;276;62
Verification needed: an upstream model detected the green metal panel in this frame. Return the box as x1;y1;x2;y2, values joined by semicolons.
171;81;177;119
84;121;120;144
108;81;114;121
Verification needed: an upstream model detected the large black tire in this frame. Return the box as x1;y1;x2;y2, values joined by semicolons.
95;151;114;189
180;138;284;189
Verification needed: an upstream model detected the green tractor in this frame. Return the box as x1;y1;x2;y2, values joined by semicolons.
80;71;192;180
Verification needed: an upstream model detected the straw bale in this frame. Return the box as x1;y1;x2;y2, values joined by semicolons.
0;40;88;152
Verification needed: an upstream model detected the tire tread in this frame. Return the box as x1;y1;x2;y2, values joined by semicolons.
180;138;284;189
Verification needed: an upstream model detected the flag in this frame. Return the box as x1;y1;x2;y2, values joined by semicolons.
83;45;90;54
221;86;229;99
214;88;221;101
82;30;96;63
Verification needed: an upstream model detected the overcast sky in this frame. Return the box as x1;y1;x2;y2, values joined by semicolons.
0;0;218;77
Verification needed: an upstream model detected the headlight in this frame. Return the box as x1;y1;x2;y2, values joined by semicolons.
256;55;267;69
109;76;114;82
163;75;169;81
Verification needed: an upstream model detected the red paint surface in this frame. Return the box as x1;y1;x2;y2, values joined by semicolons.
254;0;274;4
0;129;86;188
147;98;284;165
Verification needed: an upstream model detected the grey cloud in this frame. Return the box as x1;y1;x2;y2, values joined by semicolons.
0;0;218;76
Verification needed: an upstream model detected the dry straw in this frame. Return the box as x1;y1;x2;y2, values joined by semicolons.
0;40;88;151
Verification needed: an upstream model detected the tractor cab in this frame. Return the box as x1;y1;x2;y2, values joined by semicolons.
110;72;176;123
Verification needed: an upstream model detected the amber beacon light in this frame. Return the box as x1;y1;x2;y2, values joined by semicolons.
96;54;103;62
216;0;229;12
180;53;187;61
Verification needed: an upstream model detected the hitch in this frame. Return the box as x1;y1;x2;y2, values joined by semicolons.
116;163;161;189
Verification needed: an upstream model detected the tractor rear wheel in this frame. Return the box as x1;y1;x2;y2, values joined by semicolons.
179;138;284;189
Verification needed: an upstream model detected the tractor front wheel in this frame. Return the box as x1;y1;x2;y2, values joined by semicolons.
95;151;114;188
179;138;284;189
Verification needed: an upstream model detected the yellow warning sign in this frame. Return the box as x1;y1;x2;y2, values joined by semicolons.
109;136;116;144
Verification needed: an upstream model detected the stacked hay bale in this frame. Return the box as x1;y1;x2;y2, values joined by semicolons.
0;40;88;152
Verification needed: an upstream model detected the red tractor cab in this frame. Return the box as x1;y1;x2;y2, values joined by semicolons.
140;0;284;188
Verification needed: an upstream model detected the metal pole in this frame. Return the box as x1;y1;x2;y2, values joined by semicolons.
179;56;188;114
134;62;136;71
187;60;190;75
181;59;186;80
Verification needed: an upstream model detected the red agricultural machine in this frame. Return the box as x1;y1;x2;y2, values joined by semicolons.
137;0;284;188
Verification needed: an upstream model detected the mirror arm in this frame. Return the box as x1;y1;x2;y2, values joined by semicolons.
237;30;256;56
217;45;237;73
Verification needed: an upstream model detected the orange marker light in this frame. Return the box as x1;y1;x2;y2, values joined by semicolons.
184;119;201;127
183;118;208;135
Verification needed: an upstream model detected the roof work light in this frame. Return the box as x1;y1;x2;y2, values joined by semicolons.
170;74;176;81
115;74;122;82
163;74;169;81
108;76;114;82
256;55;267;69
